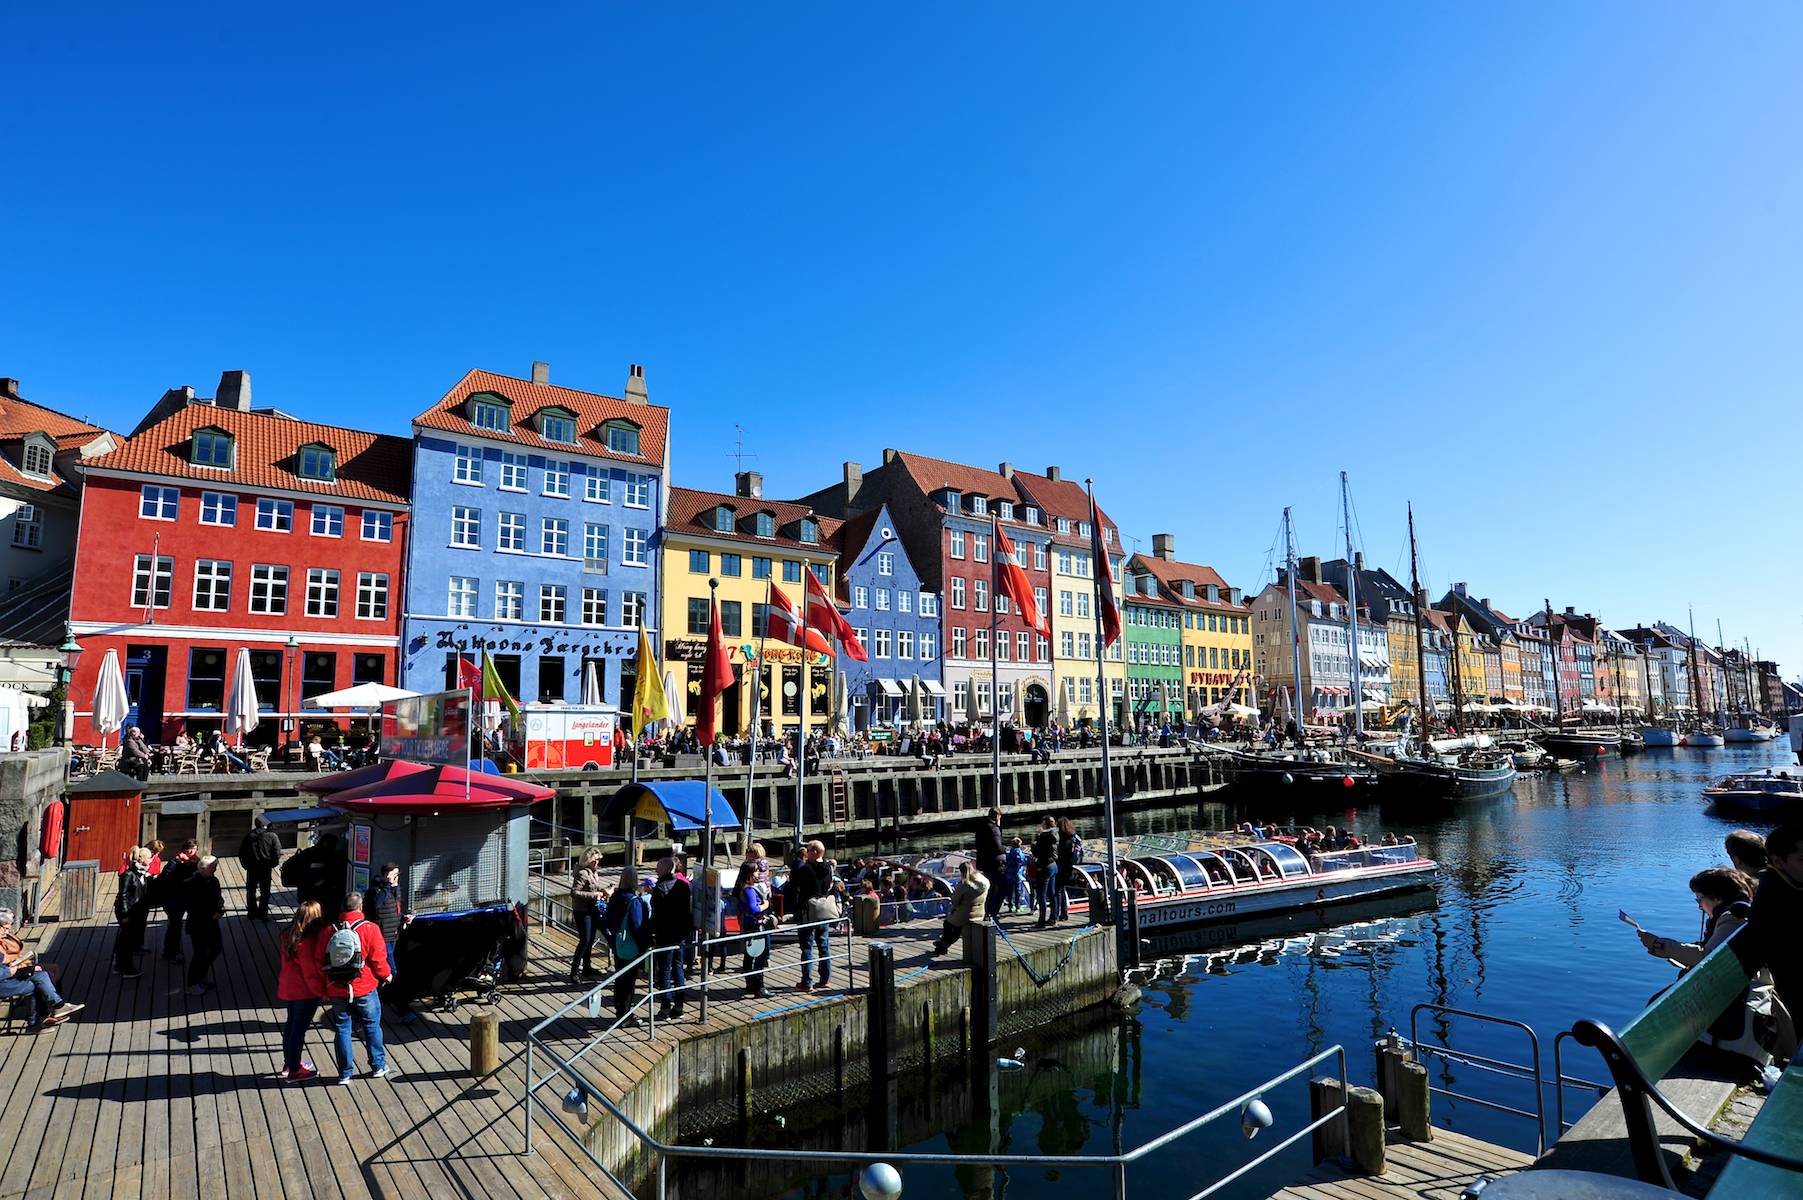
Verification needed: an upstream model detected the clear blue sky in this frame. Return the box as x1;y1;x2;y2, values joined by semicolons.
5;5;1801;674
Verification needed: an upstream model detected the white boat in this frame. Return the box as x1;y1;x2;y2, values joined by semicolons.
1682;729;1726;748
1723;713;1780;743
1640;725;1681;747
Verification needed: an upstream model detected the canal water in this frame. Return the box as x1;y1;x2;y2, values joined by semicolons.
665;741;1795;1200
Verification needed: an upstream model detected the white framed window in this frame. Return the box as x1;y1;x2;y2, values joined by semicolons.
583;523;608;569
897;590;911;614
1060;631;1075;657
140;485;179;521
448;576;478;618
897;630;914;659
311;504;344;537
356;572;389;620
305;568;340;617
585;471;610;503
949;530;965;559
499;452;527;491
361;510;392;542
1077;593;1090;618
974;628;989;658
131;555;174;609
541;517;569;557
498;511;525;552
451;506;481;548
1057;517;1071;534
873;628;892;657
953;681;969;713
192;560;232;611
1036;636;1049;661
496;580;524;620
1078;521;1091;539
950;578;966;609
974;580;988;611
622;527;648;566
623;474;651;508
250;564;288;614
200;492;237;526
919;593;937;617
255;498;293;532
543;460;570;497
995;592;1009;614
539;584;566;623
952;627;967;658
875;588;890;611
11;505;40;549
1017;631;1030;660
471;400;509;431
541;414;577;444
998;501;1013;521
21;443;51;477
1033;543;1046;570
970;496;987;516
1023;506;1039;525
995;631;1009;661
919;632;935;661
1035;587;1048;615
454;444;484;484
877;551;894;576
581;588;607;626
854;585;869;609
620;591;647;627
973;533;988;563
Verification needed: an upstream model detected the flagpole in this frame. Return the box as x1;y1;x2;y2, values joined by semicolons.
794;568;808;854
1085;480;1121;931
743;582;771;852
990;514;1002;807
630;626;641;785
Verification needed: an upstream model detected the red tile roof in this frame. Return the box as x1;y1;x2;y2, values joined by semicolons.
1421;608;1453;633
1129;553;1235;608
1008;469;1120;547
414;369;668;467
1297;579;1347;607
667;486;843;555
84;402;412;505
0;389;114;496
888;451;1020;509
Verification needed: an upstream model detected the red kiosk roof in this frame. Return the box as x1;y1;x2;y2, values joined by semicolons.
306;760;553;815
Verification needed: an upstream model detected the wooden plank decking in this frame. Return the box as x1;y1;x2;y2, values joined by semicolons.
3;860;1093;1200
1270;1128;1535;1200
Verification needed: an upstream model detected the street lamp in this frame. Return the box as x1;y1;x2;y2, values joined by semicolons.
285;635;300;762
55;622;83;747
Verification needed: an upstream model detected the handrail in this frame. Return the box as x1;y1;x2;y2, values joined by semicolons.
524;1033;1350;1200
1550;1029;1613;1133
1409;1003;1547;1154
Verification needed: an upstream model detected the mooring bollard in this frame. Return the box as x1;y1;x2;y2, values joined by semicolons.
866;943;898;1082
1396;1060;1431;1142
470;1011;500;1079
1347;1086;1386;1175
963;921;999;1049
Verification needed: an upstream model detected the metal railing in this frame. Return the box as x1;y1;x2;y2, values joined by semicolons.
524;1026;1349;1200
1408;1003;1548;1154
1551;1029;1615;1134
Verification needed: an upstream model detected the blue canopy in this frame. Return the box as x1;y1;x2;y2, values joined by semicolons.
599;781;741;833
258;806;341;825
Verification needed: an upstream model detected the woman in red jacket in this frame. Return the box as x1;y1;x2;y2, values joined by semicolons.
276;900;327;1083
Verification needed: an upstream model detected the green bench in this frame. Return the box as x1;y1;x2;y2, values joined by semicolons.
1560;931;1802;1195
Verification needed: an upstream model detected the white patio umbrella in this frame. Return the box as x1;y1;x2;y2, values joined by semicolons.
1276;686;1293;727
305;682;418;709
581;661;603;706
662;668;686;733
91;649;130;747
1056;684;1071;727
907;673;924;729
835;670;849;733
224;647;260;744
965;679;983;726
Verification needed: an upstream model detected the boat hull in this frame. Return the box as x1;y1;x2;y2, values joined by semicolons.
1641;726;1681;747
1682;733;1726;748
1540;731;1621;756
1723;729;1778;743
1099;861;1438;930
1707;790;1802;815
1223;752;1380;794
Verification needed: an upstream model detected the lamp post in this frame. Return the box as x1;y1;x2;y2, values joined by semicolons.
285;635;300;764
55;622;83;748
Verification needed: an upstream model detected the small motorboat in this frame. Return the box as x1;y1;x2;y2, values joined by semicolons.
1538;726;1622;757
1703;770;1803;815
1723;714;1780;743
1641;725;1681;748
1682;727;1726;748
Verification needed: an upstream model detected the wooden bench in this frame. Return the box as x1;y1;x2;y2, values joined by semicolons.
1549;933;1803;1195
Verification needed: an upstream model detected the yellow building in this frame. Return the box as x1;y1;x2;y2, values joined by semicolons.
1127;536;1254;712
662;478;842;740
1386;611;1420;710
1441;608;1488;707
1499;631;1524;703
1012;469;1129;725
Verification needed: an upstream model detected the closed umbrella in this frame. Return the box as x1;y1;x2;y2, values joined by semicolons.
907;673;924;729
835;670;849;733
965;678;982;726
91;649;129;748
582;660;603;706
225;647;260;744
1276;686;1293;727
662;669;686;733
1056;684;1070;727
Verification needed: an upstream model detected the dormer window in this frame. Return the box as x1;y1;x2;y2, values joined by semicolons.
998;501;1013;521
971;496;987;516
297;444;337;482
468;393;510;431
1181;581;1196;599
755;512;776;538
1206;584;1221;604
1057;517;1071;534
192;427;234;469
603;420;641;456
1103;527;1113;544
1077;521;1091;540
538;408;578;444
799;517;819;545
712;506;736;533
1023;506;1038;525
943;490;961;512
20;439;52;478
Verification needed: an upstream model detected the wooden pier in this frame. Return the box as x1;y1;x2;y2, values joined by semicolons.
1269;1127;1533;1200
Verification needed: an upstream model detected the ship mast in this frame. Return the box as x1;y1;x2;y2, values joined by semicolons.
1284;506;1304;730
1340;472;1364;740
1686;607;1705;730
1407;503;1430;745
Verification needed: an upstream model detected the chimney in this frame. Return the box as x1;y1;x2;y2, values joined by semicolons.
1152;533;1176;561
843;461;863;501
216;370;252;411
735;471;763;499
1299;556;1322;584
998;461;1013;479
1452;581;1468;598
1354;550;1364;570
882;447;898;464
624;363;648;405
0;378;18;399
531;361;550;384
1045;465;1061;481
1564;606;1576;617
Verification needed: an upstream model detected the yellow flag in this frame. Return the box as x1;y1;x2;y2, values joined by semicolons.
633;626;670;732
480;649;521;724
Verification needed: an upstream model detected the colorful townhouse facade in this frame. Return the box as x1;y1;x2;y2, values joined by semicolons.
1129;536;1250;713
68;372;411;744
0;377;116;592
1420;607;1453;709
837;501;944;729
660;477;842;741
401;364;667;708
1252;558;1387;717
1122;577;1183;719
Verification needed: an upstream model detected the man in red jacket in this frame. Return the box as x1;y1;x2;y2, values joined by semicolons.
316;891;392;1084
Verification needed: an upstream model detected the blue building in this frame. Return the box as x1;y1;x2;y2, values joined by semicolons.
836;504;944;729
401;363;668;707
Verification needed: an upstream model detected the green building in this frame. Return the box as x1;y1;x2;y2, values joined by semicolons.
1124;580;1184;725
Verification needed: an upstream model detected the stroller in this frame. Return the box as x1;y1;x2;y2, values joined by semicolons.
384;903;529;1015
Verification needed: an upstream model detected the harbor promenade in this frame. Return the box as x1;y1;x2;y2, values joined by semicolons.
0;861;1107;1200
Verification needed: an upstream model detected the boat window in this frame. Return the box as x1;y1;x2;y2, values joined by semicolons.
1260;842;1312;878
1244;847;1287;881
1142;857;1187;894
1123;860;1161;895
1193;852;1231;886
1160;853;1213;890
1220;849;1258;884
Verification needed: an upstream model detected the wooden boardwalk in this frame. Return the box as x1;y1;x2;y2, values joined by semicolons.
4;860;1093;1200
1270;1128;1534;1200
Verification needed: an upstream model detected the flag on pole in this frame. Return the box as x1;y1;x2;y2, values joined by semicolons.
1088;488;1122;648
479;649;521;724
632;626;670;731
803;567;868;662
697;596;736;744
766;583;835;656
991;516;1049;639
455;657;481;690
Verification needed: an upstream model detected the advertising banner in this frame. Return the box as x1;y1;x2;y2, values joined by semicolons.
381;689;472;764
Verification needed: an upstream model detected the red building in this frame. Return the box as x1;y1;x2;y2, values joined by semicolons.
67;372;411;746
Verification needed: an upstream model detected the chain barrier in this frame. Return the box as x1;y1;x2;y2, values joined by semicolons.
994;921;1090;989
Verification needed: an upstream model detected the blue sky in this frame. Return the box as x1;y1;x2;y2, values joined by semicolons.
5;5;1801;673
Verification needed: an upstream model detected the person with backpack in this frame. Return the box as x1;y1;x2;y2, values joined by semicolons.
1003;838;1029;913
237;817;283;921
1053;818;1081;925
113;846;155;978
275;899;327;1083
599;868;649;1024
787;839;836;992
734;844;773;999
365;863;407;985
156;840;199;962
316;889;391;1084
1032;818;1058;928
184;856;226;996
649;858;693;1021
975;808;1006;920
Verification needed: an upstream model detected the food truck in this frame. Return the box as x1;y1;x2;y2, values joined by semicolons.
521;703;618;770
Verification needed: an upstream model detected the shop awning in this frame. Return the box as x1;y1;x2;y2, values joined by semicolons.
876;679;905;697
921;680;948;697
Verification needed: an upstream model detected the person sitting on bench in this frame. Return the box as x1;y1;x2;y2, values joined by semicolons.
0;910;82;1029
1730;819;1802;1061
